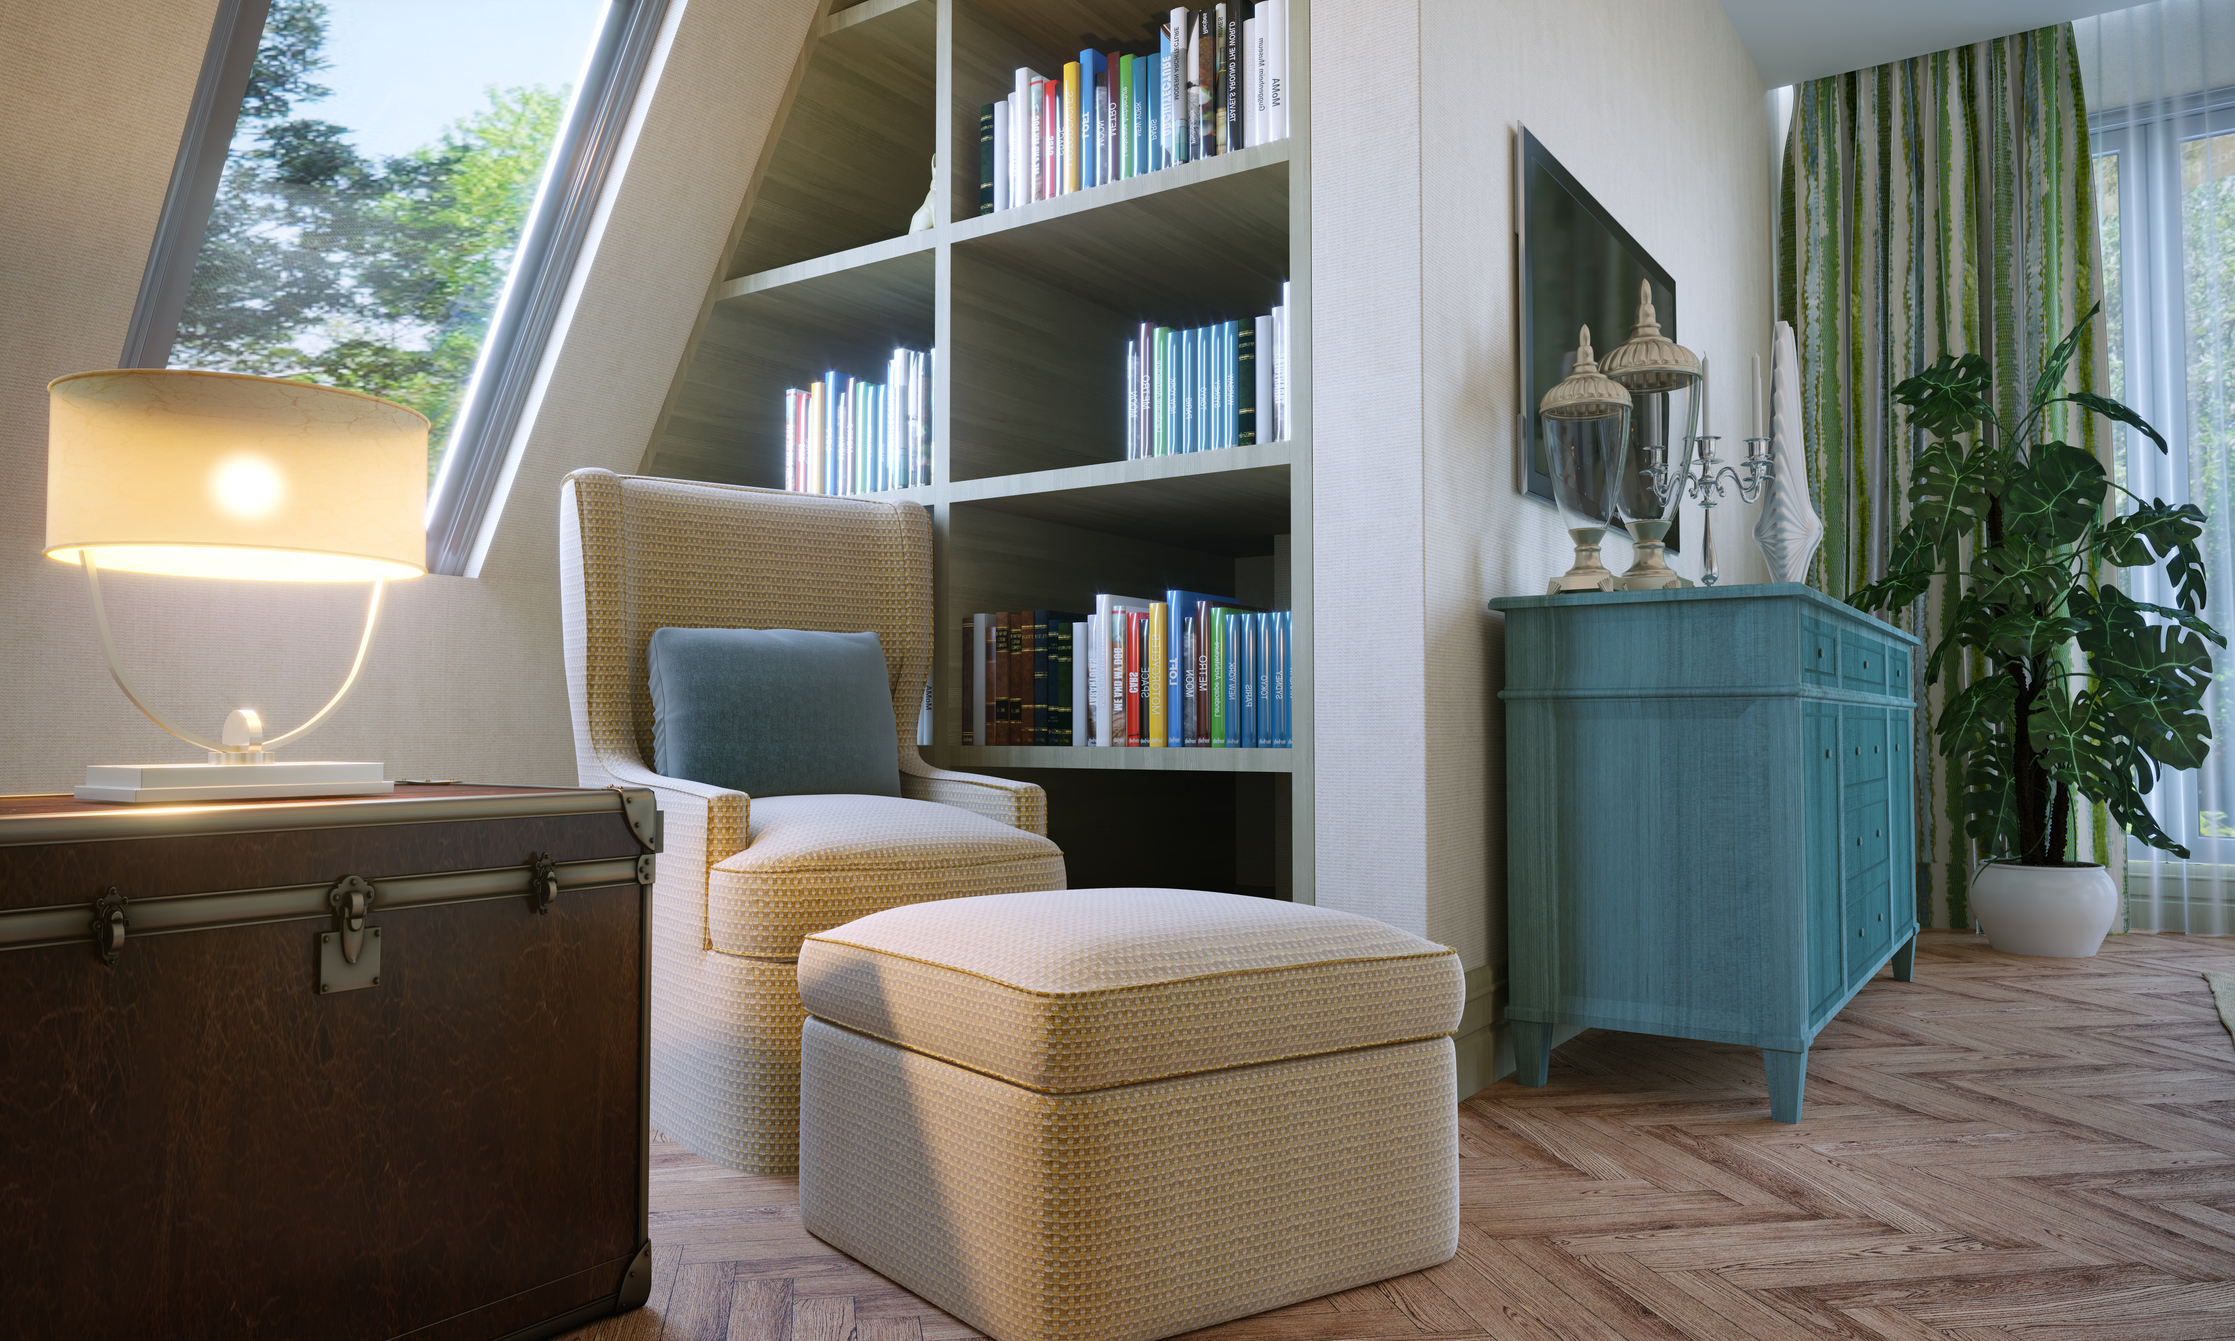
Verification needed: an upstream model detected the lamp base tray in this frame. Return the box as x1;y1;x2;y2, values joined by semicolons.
75;761;394;804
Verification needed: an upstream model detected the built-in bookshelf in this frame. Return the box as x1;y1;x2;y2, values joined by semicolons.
641;0;1311;902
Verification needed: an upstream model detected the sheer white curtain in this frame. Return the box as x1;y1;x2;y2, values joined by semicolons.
2080;0;2235;934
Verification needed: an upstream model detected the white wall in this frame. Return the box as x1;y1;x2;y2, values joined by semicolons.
0;0;822;795
1313;0;1775;1085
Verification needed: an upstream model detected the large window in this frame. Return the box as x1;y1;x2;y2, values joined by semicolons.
126;0;668;574
2093;92;2235;864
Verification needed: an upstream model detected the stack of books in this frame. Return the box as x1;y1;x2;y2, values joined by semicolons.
977;2;1292;215
1125;282;1291;457
961;592;1293;748
781;348;932;495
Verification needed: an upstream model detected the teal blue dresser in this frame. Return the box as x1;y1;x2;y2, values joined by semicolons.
1485;584;1920;1122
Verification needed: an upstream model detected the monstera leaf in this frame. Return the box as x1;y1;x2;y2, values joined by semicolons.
2000;442;2105;548
1893;352;1995;437
1858;307;2215;863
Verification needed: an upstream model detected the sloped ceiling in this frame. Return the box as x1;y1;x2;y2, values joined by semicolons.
1720;0;2137;86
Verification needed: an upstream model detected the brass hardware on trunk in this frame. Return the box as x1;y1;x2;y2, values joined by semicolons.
90;887;128;965
611;786;659;851
528;851;560;914
636;854;656;886
615;1241;654;1313
327;875;376;964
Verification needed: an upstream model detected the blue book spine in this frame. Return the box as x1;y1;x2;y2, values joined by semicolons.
1239;613;1256;747
1282;611;1294;746
1257;613;1273;747
1080;50;1104;189
1180;328;1193;454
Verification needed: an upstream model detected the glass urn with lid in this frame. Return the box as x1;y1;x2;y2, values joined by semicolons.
1538;325;1634;594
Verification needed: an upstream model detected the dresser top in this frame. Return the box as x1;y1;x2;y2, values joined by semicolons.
1489;581;1919;645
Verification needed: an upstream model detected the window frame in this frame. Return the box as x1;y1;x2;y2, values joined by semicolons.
123;0;672;577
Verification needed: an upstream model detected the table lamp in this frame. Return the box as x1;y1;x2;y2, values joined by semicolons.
45;369;427;803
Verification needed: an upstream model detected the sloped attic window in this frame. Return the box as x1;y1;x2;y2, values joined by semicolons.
124;0;669;575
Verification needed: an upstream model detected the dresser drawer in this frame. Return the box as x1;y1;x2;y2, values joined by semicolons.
1842;710;1890;784
1804;619;1839;682
1842;633;1891;692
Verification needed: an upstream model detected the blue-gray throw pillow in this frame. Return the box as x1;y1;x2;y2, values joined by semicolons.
647;627;901;798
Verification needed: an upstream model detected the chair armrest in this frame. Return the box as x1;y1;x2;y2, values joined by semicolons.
597;760;749;950
899;750;1047;835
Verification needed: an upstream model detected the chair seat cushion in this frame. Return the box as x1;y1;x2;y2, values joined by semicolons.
797;888;1464;1093
708;795;1065;958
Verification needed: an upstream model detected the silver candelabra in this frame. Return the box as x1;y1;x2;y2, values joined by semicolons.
1642;435;1772;586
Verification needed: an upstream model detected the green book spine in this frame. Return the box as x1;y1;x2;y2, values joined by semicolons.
1153;327;1170;456
1208;609;1227;746
978;103;995;214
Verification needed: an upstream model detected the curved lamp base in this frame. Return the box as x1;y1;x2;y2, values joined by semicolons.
71;556;396;805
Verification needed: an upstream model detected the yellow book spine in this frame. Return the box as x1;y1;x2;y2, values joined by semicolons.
1063;61;1082;194
1146;602;1167;745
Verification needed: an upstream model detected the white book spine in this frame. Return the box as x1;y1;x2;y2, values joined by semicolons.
1243;16;1261;150
1087;599;1107;744
1265;0;1287;142
1012;71;1030;205
1168;9;1187;165
1072;622;1089;745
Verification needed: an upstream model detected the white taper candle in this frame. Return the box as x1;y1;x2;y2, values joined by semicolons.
1753;353;1764;439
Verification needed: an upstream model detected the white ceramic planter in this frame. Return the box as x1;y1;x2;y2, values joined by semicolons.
1969;862;2120;958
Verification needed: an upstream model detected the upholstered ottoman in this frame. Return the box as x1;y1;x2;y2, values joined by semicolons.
796;888;1465;1341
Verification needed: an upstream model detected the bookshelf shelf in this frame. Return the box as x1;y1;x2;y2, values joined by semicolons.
953;443;1290;553
644;0;1313;900
925;746;1296;773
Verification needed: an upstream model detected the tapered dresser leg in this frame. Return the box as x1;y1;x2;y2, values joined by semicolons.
1763;1047;1808;1123
1891;933;1917;982
1511;1021;1552;1088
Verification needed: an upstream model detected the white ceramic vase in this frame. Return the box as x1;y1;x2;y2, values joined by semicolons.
1753;321;1824;585
1969;862;2120;958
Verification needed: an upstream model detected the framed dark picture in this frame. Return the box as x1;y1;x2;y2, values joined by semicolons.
1516;126;1681;548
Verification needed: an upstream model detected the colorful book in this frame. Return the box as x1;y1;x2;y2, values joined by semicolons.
1146;603;1168;747
1062;62;1081;194
1118;53;1134;179
1137;52;1154;174
1091;594;1157;744
1164;590;1234;745
1081;50;1106;188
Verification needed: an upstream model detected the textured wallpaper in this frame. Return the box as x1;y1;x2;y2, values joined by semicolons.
1313;0;1775;972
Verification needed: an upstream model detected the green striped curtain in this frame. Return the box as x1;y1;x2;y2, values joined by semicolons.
1779;24;2111;931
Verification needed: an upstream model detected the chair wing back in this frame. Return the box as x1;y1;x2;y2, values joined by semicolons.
560;468;932;781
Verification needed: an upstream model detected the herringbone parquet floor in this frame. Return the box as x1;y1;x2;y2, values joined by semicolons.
566;931;2235;1341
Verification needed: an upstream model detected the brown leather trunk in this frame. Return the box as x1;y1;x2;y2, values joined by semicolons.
0;784;657;1341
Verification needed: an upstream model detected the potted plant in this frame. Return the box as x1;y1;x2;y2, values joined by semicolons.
1851;306;2220;956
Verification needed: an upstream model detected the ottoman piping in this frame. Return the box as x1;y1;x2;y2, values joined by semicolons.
805;1014;1459;1095
797;939;1460;998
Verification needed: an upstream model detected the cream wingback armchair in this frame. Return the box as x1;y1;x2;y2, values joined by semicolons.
559;469;1065;1174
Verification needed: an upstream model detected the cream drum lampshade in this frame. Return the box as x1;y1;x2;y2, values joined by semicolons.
45;369;428;804
45;369;428;583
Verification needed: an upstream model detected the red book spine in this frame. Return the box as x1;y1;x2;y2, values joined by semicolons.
1042;78;1059;199
1124;612;1142;747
